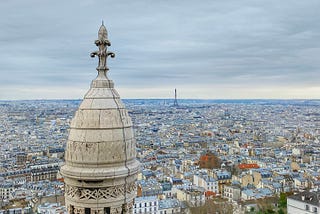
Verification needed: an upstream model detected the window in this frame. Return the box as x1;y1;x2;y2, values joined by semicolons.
306;205;310;211
85;208;90;214
313;207;318;213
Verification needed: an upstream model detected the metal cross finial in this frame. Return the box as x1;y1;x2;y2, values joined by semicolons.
90;24;115;71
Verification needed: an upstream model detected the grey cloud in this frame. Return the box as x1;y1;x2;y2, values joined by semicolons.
0;0;320;99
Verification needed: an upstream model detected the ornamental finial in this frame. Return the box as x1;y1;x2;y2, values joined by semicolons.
90;22;115;72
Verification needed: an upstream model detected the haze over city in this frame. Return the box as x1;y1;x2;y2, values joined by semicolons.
0;0;320;99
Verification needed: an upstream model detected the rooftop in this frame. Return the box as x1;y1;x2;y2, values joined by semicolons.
288;191;320;206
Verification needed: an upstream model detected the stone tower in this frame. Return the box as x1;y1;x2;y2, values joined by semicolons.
60;24;139;214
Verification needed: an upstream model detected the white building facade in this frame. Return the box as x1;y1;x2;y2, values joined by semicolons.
134;196;158;214
223;185;241;202
193;174;218;194
287;191;319;214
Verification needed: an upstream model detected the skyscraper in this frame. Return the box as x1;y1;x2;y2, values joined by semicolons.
60;23;140;214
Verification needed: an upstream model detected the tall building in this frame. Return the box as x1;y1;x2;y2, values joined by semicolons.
173;88;178;107
60;23;140;214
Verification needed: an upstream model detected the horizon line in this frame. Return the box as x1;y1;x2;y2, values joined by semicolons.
1;98;320;102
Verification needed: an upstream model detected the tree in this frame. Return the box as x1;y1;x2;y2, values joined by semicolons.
278;208;285;214
278;193;287;208
266;208;275;213
250;207;255;213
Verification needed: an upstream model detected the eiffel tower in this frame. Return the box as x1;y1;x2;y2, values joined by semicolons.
173;88;178;106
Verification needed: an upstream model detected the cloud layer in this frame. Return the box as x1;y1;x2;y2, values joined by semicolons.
0;0;320;99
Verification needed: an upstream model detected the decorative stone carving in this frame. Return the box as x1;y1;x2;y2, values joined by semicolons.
90;22;115;71
122;203;128;213
122;200;134;213
65;182;136;201
126;181;137;193
128;200;134;212
67;205;74;214
73;207;85;214
110;206;122;214
91;208;104;214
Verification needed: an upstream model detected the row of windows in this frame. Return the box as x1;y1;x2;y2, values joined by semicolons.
207;182;217;186
159;210;178;214
134;207;157;213
134;202;157;208
224;193;233;198
69;206;110;214
134;212;157;214
224;188;233;193
305;204;317;212
207;186;217;190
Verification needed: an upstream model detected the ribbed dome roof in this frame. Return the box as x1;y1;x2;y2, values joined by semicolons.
60;24;139;213
61;73;139;180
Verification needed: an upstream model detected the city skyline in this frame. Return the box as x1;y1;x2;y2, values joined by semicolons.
0;0;320;100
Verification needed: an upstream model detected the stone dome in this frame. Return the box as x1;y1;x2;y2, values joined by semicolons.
60;23;139;214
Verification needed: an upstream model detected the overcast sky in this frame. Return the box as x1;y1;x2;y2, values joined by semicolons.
0;0;319;100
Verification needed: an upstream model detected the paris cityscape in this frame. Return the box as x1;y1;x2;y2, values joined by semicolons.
0;98;320;213
1;0;320;214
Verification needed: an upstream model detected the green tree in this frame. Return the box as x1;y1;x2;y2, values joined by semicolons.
250;207;255;213
278;193;287;208
278;208;285;214
266;208;275;213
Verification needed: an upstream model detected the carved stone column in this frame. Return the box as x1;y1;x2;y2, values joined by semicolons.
67;205;74;214
110;206;122;214
128;200;134;214
122;203;128;214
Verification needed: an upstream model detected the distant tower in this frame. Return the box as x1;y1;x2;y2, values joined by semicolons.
173;88;178;106
61;23;139;214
